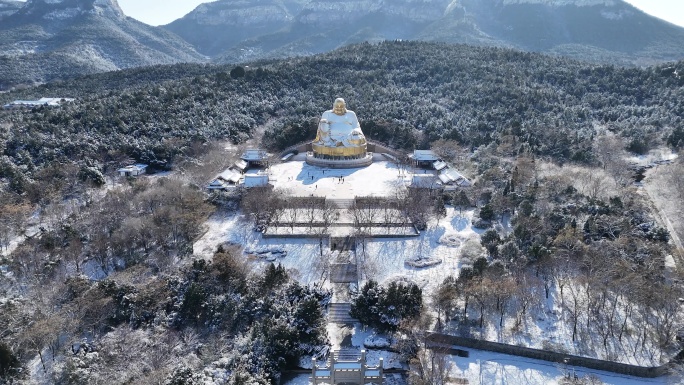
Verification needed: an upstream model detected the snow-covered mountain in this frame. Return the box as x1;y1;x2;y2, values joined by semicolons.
2;0;683;88
166;0;684;65
165;0;308;57
0;0;23;20
6;0;126;22
0;0;205;88
167;0;453;61
426;0;684;65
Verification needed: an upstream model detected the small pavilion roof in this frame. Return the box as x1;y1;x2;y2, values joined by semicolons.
241;149;268;161
218;168;242;183
233;159;248;170
410;150;439;161
117;164;148;173
433;160;447;170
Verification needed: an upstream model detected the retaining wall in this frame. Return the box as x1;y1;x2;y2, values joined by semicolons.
279;140;405;161
425;333;680;378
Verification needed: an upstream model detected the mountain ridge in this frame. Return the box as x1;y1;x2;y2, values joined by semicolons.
2;0;684;89
0;0;23;20
0;0;205;89
166;0;684;65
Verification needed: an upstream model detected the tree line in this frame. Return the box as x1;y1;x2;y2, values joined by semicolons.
1;41;683;206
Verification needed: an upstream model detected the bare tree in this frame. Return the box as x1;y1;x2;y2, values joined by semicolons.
314;200;336;257
511;156;537;194
594;135;631;187
0;194;29;253
512;270;543;328
177;141;238;188
433;276;459;330
566;281;585;343
409;349;453;385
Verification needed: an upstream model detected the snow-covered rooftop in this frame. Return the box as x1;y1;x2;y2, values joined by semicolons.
241;149;268;161
117;164;147;173
433;160;447;170
233;159;248;170
409;150;439;161
244;174;269;188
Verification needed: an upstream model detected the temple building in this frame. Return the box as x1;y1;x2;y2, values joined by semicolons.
306;98;373;168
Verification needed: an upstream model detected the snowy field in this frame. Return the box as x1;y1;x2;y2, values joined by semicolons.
193;159;680;384
362;208;483;293
193;204;480;290
194;160;462;287
452;347;670;385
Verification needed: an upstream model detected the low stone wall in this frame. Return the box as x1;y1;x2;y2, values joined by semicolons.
366;233;419;239
425;333;678;378
262;232;317;239
279;142;311;158
261;227;419;238
367;141;406;160
279;140;405;164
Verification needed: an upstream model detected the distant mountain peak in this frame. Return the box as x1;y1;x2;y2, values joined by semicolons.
22;0;125;19
0;0;23;20
0;0;204;89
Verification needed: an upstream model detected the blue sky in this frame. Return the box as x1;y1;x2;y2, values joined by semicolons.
112;0;684;27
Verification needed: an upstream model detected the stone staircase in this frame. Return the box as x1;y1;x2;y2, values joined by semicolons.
328;303;358;324
332;348;363;361
328;198;354;209
330;263;358;283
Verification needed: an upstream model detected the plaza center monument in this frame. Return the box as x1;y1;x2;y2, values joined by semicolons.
306;98;373;168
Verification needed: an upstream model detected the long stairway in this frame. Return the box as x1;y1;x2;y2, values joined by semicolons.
328;244;359;324
328;303;358;324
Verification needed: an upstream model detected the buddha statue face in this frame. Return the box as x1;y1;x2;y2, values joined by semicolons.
333;98;347;115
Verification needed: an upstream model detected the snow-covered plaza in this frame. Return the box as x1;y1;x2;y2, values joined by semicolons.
196;159;483;292
266;155;411;199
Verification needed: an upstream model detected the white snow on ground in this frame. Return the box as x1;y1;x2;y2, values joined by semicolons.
1;233;24;258
445;281;671;367
193;160;454;287
285;341;674;385
452;347;670;385
268;160;410;199
195;159;679;384
626;148;679;166
362;208;482;294
193;206;477;290
291;323;674;385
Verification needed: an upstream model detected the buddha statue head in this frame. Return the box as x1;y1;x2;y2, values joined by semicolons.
333;98;347;116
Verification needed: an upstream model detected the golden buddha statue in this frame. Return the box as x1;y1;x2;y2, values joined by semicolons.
312;98;367;159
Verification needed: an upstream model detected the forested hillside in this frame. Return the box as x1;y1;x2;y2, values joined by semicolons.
1;41;684;384
1;41;683;201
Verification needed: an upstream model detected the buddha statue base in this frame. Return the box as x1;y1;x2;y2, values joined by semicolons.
305;151;373;169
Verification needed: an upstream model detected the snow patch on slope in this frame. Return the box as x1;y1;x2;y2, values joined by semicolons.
43;7;80;19
503;0;616;6
191;5;294;26
600;9;633;20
